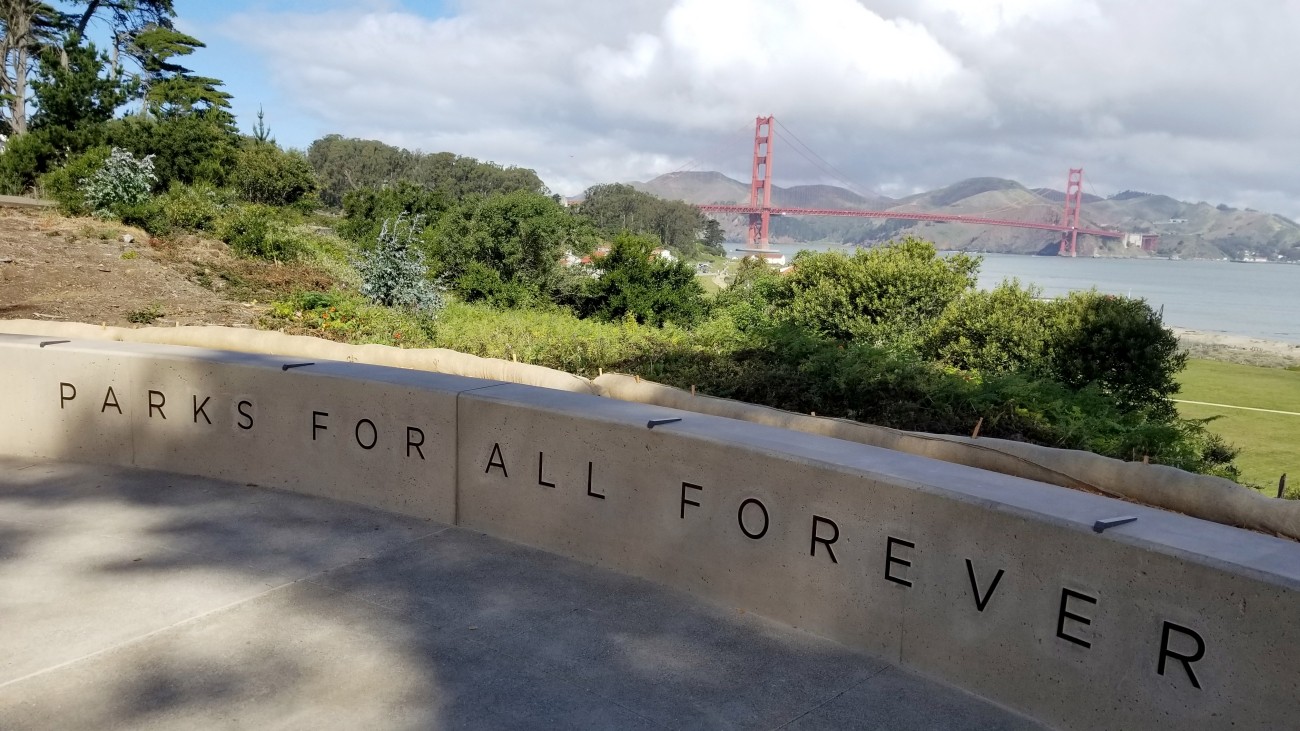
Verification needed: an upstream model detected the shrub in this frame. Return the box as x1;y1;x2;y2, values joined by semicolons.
339;181;449;243
233;144;318;207
453;260;538;308
106;115;240;189
924;280;1055;374
159;182;225;232
578;232;708;327
1044;291;1186;416
39;146;112;216
126;304;165;324
768;238;980;346
82;148;156;217
219;204;301;261
355;214;444;313
0;129;60;194
117;197;170;236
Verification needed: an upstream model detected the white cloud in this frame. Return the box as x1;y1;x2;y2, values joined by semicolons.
578;0;987;131
222;0;1300;216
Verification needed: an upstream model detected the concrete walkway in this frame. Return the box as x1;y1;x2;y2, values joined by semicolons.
0;458;1043;730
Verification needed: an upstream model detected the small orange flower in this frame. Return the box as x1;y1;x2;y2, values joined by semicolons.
394;332;403;340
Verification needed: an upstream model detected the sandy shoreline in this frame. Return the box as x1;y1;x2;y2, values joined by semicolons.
1173;327;1300;367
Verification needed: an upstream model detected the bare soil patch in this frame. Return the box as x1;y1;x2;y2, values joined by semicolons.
0;209;331;328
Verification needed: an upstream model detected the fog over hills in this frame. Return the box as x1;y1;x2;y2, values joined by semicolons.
636;172;1300;260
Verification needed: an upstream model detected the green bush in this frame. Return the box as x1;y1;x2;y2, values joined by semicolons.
924;280;1055;374
578;232;707;327
769;238;980;346
117;197;170;236
106;115;240;190
452;260;537;308
159;182;226;232
429;301;686;376
219;204;300;261
269;290;439;346
1045;291;1186;416
233;144;318;207
0;129;60;195
339;181;449;243
263;281;1236;480
622;323;1235;476
39;146;112;216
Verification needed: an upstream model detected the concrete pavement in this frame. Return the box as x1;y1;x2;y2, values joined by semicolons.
0;457;1043;730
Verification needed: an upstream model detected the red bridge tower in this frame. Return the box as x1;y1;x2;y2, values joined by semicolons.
747;115;775;248
1058;168;1084;257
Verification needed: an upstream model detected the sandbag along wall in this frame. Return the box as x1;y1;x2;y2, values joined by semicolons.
2;333;1296;731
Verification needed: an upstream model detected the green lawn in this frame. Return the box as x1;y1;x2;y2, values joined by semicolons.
1176;359;1300;492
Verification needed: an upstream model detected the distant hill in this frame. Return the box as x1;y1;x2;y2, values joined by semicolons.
635;171;893;209
634;171;1300;260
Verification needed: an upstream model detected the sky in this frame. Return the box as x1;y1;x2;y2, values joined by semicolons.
164;0;1300;216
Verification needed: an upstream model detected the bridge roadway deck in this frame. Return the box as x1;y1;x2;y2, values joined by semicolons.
0;458;1043;730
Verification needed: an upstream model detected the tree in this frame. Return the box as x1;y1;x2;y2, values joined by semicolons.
306;134;546;208
0;0;63;136
700;218;726;255
29;37;131;143
2;1;177;136
0;37;130;190
1045;292;1187;416
428;190;584;306
577;182;710;256
129;24;230;117
70;0;175;38
250;105;272;144
308;134;411;207
579;232;707;327
339;181;450;244
105;112;239;188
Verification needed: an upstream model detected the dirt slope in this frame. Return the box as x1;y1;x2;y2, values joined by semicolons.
0;209;262;327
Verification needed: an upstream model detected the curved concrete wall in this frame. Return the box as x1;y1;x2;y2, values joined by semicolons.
2;333;1297;730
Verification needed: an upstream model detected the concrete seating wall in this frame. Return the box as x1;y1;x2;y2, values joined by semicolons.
2;334;1297;730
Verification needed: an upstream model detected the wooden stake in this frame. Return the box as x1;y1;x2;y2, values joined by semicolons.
1279;473;1288;499
971;417;983;439
1142;455;1150;464
690;385;696;397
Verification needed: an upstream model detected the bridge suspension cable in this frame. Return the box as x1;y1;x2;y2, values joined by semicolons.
772;118;882;201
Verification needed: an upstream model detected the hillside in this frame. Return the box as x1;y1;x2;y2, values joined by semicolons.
0;209;270;326
634;171;894;210
637;171;1300;259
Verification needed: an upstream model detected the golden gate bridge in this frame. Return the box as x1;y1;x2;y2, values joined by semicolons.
695;116;1154;258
